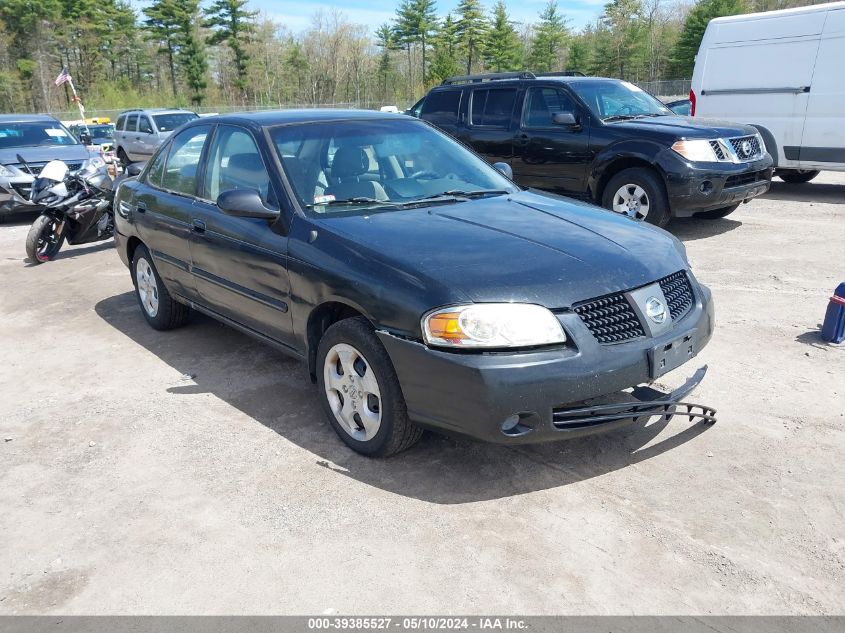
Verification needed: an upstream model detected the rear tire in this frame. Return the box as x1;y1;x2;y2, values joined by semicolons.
118;148;130;169
25;214;65;263
779;169;820;184
602;167;670;227
316;316;422;457
131;244;190;330
694;203;740;219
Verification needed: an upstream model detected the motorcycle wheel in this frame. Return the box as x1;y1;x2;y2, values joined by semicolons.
25;214;65;264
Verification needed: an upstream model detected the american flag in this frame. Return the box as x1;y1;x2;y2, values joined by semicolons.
54;67;71;87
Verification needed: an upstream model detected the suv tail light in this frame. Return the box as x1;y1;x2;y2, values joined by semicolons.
689;89;696;116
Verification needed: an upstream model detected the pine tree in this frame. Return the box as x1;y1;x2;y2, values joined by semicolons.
455;0;488;74
529;0;569;73
173;0;207;105
205;0;257;98
428;14;461;83
375;23;398;99
395;0;437;89
483;1;522;72
671;0;746;78
143;0;181;96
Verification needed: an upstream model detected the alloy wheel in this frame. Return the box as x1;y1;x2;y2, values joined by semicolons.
611;183;650;220
323;342;382;441
135;257;159;318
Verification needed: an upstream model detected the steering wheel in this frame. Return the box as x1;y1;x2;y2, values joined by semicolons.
615;104;637;116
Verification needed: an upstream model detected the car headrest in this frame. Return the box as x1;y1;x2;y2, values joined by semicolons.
332;146;369;180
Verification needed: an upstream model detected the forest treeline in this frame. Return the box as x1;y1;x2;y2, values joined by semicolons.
0;0;823;113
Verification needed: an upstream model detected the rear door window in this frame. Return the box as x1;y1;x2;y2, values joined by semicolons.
126;114;139;132
145;144;169;189
470;88;517;128
116;115;126;131
420;90;461;125
161;125;211;196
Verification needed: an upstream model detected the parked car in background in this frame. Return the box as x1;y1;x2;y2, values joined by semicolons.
665;98;692;116
418;72;773;226
68;122;117;166
114;110;715;457
113;108;198;167
691;2;845;183
0;114;104;217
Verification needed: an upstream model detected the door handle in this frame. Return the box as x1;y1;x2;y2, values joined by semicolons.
192;219;206;234
136;202;146;214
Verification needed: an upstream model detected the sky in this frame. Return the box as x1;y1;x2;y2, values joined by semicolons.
132;0;607;34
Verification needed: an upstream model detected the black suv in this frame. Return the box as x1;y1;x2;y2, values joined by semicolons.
418;72;773;226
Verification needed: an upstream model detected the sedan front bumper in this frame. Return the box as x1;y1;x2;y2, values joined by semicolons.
377;283;715;444
0;177;37;215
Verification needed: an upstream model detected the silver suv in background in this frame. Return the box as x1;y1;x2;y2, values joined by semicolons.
114;109;198;166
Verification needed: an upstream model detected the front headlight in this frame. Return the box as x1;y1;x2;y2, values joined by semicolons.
756;132;766;154
671;139;719;162
422;303;567;349
88;156;105;169
0;164;14;177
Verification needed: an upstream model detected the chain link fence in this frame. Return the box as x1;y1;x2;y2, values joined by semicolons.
635;79;692;100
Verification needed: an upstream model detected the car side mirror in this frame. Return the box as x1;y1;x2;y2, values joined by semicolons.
553;112;579;126
492;162;513;180
217;189;280;220
80;132;92;145
126;162;145;177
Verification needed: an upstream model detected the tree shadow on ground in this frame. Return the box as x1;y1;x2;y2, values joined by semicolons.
95;291;716;504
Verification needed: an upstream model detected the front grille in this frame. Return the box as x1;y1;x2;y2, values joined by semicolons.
709;140;726;161
729;135;762;161
12;161;83;175
658;270;694;321
725;169;766;189
11;183;31;199
573;293;645;344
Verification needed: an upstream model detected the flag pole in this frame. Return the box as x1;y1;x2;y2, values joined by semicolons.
66;75;90;137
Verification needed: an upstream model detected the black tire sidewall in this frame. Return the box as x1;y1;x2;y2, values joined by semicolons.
694;203;740;219
26;214;64;263
131;245;185;330
316;317;410;457
779;170;820;184
602;168;670;227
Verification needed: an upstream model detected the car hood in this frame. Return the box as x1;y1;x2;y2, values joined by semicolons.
0;144;90;166
608;115;758;139
323;190;688;308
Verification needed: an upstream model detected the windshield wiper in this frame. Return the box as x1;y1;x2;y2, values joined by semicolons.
305;196;401;209
603;114;640;122
417;189;510;200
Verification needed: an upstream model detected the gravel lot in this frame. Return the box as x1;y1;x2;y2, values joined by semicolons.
1;173;843;615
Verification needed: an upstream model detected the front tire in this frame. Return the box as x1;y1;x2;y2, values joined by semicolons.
602;167;670;227
118;148;130;170
316;317;422;457
694;203;740;219
131;244;190;330
25;214;65;263
779;169;820;184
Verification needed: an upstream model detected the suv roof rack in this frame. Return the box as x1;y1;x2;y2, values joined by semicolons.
442;71;536;85
536;71;586;77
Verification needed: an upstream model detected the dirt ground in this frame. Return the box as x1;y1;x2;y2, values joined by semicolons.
1;173;843;615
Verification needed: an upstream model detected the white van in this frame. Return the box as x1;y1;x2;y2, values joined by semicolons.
691;2;845;183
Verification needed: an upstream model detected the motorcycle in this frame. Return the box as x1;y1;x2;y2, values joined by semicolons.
22;155;116;264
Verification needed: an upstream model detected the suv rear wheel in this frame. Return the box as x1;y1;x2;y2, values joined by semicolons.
316;317;422;457
602;167;670;227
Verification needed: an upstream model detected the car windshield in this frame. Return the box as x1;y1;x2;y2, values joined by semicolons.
86;124;114;139
153;112;198;132
270;118;517;216
0;121;80;149
570;79;672;121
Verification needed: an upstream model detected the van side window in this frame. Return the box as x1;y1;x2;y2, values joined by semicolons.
116;115;126;131
420;90;461;125
523;88;577;128
470;88;517;128
126;114;138;132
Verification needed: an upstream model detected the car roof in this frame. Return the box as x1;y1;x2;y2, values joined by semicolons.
431;76;620;90
188;109;409;127
0;114;61;123
119;108;195;115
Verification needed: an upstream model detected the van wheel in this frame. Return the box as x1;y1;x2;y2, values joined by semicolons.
602;168;670;227
131;245;190;330
316;317;422;457
779;170;819;184
694;203;740;219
